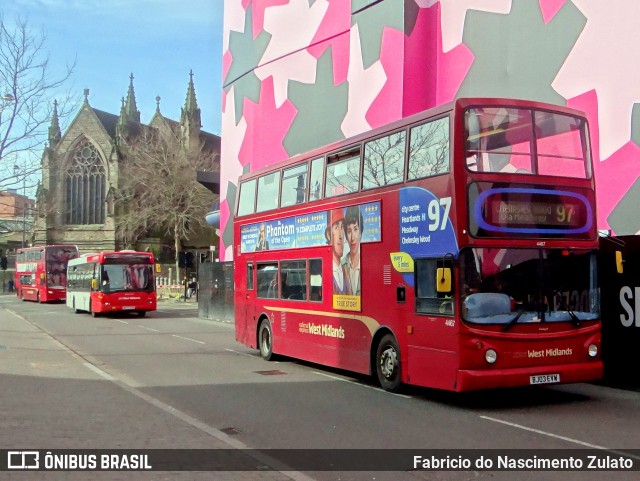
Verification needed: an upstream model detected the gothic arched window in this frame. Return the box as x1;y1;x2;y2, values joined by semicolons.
65;140;106;225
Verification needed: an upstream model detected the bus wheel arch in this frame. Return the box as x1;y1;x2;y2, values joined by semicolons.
372;329;402;392
257;316;274;361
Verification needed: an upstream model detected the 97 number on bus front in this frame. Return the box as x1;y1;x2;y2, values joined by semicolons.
428;197;451;231
556;204;574;224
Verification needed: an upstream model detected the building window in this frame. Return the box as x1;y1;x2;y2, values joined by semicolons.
66;140;106;225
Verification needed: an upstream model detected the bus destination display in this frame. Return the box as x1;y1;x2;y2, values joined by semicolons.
472;186;593;236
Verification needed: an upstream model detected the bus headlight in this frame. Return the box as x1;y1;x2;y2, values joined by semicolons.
485;349;497;364
588;344;598;358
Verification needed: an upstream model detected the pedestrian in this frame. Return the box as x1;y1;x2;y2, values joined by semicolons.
187;277;197;298
8;279;14;293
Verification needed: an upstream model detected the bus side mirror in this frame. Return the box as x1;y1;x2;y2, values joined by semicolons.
436;267;452;293
91;278;98;290
616;251;624;274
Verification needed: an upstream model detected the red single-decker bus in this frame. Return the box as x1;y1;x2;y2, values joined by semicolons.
66;251;156;317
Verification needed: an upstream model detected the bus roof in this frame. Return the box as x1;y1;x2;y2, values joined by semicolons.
68;250;154;266
237;97;587;182
16;244;78;252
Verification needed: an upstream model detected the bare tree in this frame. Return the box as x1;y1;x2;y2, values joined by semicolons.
117;126;218;281
0;13;76;198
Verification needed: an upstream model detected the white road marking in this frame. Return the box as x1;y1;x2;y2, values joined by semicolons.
480;415;607;448
480;415;640;460
225;348;257;358
312;371;411;398
138;325;159;332
83;362;115;380
172;334;205;344
115;320;129;324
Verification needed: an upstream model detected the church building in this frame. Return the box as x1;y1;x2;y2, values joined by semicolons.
33;72;220;255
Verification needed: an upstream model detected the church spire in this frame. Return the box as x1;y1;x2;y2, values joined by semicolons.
181;70;201;130
48;99;61;147
116;96;127;141
124;73;141;122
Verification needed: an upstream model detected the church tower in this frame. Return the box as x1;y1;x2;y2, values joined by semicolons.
116;73;141;141
180;70;202;148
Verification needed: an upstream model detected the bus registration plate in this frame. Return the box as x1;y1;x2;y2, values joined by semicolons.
530;373;560;385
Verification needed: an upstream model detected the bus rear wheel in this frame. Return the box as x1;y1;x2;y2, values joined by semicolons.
376;334;402;392
258;319;274;361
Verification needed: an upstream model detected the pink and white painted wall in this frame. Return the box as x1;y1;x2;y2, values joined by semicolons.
220;0;640;260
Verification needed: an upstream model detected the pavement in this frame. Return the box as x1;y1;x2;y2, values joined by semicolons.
0;296;311;481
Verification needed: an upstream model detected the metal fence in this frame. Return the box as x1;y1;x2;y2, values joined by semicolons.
197;261;235;322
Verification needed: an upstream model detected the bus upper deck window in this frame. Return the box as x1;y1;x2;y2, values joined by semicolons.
281;163;308;207
325;148;361;198
408;117;450;180
257;172;281;213
309;157;324;201
237;179;257;216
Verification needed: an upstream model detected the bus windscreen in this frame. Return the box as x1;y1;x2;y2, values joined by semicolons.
465;107;589;179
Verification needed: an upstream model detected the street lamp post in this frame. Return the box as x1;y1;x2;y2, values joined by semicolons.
13;164;26;248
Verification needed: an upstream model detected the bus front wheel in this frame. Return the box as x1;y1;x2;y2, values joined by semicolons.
258;319;274;361
376;334;402;392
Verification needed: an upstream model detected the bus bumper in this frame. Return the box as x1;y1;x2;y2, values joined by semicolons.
456;361;604;392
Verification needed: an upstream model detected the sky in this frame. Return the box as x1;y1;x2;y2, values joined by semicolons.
4;0;224;135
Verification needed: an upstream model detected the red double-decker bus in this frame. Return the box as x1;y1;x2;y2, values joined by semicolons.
66;251;156;317
15;245;79;302
233;97;602;392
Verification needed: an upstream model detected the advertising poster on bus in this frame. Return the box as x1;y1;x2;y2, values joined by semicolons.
395;187;458;286
327;202;381;312
240;212;328;253
239;202;381;311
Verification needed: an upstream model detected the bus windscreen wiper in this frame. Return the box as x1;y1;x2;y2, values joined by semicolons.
502;310;525;332
554;291;581;327
565;308;581;327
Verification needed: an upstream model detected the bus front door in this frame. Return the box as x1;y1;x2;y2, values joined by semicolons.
238;259;256;346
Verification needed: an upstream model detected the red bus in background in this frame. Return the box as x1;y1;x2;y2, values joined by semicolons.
233;97;602;392
15;245;79;302
66;251;156;317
